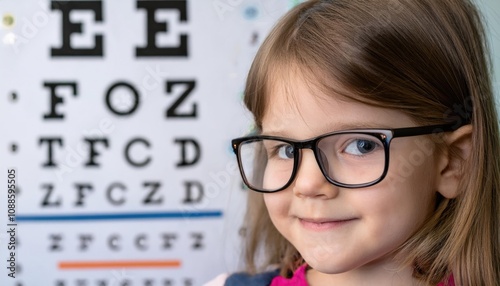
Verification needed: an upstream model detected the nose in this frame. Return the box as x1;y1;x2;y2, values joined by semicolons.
292;150;339;199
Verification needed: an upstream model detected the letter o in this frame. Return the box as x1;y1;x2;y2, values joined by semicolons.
105;82;140;116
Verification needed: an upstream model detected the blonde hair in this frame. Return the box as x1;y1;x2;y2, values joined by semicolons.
240;0;500;284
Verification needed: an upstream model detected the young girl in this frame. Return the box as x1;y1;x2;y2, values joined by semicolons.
217;0;500;285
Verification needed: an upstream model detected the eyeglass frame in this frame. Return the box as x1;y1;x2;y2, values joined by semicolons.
231;124;457;193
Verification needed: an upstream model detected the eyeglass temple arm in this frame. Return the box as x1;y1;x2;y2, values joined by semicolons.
392;124;457;138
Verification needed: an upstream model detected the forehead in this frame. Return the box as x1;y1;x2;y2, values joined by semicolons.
261;70;415;139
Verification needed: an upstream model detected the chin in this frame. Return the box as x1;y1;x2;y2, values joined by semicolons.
301;252;357;274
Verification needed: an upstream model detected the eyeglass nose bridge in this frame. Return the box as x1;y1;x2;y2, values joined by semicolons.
292;138;320;161
291;138;327;178
293;138;317;150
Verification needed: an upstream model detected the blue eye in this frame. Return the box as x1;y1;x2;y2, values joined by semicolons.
344;139;378;155
277;145;295;159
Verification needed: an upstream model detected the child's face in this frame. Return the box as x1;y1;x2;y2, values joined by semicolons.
261;75;440;280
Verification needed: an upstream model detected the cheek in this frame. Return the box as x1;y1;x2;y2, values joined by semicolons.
360;162;437;237
351;189;432;256
387;138;438;190
263;192;292;224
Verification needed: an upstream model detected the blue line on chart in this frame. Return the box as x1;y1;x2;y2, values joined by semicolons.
16;210;223;222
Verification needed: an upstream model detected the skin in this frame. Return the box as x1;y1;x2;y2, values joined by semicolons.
261;74;445;285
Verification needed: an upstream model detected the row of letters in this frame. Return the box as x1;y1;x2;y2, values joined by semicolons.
40;0;189;57
47;232;205;252
39;180;206;206
9;278;194;286
42;80;197;120
39;137;201;169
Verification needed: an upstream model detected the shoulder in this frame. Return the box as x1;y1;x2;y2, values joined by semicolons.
223;269;280;286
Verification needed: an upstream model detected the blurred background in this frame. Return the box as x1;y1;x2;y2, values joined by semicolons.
0;1;498;285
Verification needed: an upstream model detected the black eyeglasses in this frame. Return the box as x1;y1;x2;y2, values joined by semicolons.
231;124;455;193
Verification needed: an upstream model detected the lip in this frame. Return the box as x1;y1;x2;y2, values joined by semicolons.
298;217;357;231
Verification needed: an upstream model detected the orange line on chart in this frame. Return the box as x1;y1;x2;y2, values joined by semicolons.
59;260;181;269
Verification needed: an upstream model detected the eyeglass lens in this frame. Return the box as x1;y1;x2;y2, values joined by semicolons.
238;133;386;192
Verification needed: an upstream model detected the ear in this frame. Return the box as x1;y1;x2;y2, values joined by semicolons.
436;124;473;199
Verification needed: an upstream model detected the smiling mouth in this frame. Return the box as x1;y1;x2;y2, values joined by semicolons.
298;218;357;231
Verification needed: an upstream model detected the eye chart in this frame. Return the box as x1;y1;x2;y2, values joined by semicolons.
0;1;295;285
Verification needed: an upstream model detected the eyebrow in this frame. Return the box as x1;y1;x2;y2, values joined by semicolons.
261;122;396;137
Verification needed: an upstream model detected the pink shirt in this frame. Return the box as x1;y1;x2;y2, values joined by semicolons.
270;264;308;286
270;264;455;286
